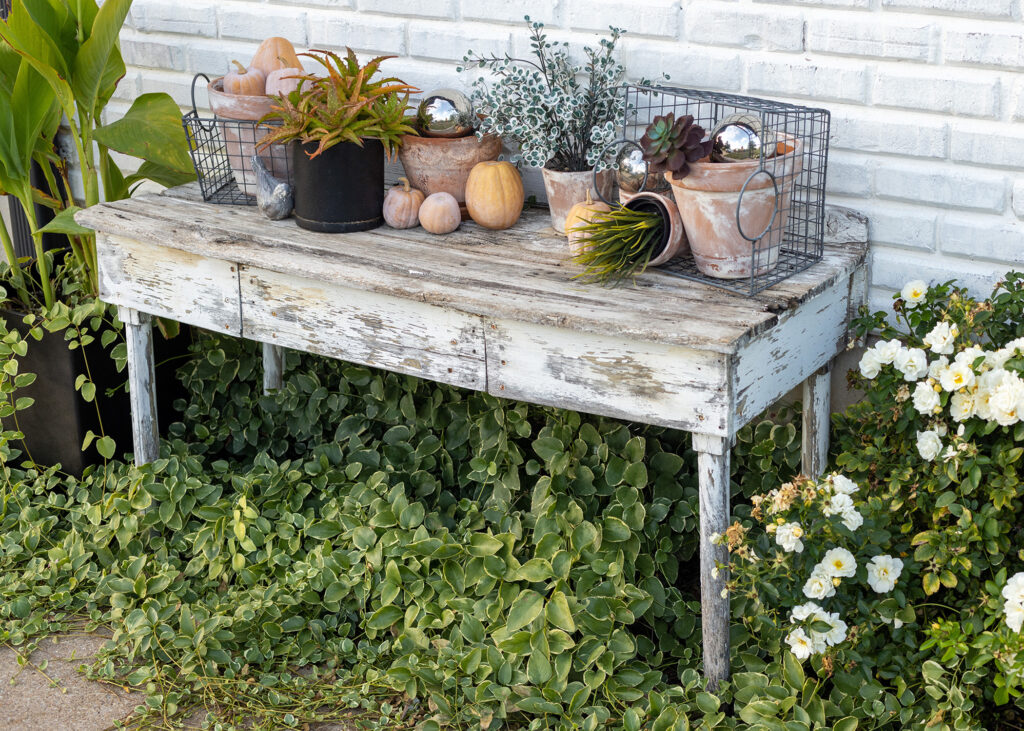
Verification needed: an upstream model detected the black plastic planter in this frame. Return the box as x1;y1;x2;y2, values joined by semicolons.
291;139;385;233
2;309;191;475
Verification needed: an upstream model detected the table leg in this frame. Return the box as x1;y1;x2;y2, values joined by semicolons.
693;433;731;691
263;343;284;394
801;362;832;478
120;306;159;465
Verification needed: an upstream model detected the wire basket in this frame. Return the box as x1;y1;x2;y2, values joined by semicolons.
604;84;831;296
182;74;292;205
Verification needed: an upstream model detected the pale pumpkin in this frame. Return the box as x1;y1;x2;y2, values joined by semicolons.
565;191;612;255
383;177;425;229
419;192;461;234
223;60;266;96
265;67;304;97
249;37;303;76
465;161;524;230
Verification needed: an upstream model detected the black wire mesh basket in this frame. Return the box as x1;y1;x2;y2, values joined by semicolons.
604;84;831;296
182;75;292;206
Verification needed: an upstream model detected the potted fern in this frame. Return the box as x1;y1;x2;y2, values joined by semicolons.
260;49;418;233
460;17;628;234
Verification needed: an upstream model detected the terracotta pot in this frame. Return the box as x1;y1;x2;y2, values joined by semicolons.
667;136;803;279
208;77;290;196
541;167;615;234
398;133;501;216
622;192;688;266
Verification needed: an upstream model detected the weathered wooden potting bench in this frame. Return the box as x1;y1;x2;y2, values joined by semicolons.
77;185;867;689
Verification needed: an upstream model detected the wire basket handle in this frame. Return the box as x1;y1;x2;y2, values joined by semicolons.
191;73;216;132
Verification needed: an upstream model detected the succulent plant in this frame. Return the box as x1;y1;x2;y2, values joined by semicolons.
639;113;712;178
571;205;665;286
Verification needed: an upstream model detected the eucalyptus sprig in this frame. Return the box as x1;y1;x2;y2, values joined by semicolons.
259;48;418;160
572;205;665;286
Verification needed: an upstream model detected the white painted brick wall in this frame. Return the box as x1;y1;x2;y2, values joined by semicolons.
117;0;1024;307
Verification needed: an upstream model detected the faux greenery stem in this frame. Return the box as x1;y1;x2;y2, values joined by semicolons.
572;207;664;286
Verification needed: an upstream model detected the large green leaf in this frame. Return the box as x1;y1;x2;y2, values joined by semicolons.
94;93;195;174
0;2;75;113
71;0;131;119
125;161;197;193
37;206;92;236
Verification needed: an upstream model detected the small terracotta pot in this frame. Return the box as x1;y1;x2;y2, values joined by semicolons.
398;133;501;214
541;167;615;234
622;192;688;266
666;136;803;279
208;77;290;196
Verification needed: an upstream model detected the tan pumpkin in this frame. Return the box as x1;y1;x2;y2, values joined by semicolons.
249;37;303;76
419;192;461;234
223;60;266;96
383;177;425;229
465;161;524;230
565;191;612;255
265;67;304;97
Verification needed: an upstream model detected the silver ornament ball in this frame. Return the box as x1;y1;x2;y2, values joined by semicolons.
710;113;777;163
615;145;669;194
417;88;474;138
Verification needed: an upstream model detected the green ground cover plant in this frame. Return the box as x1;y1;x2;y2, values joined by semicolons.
0;274;1021;730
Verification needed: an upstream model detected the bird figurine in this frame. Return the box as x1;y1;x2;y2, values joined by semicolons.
251;154;293;220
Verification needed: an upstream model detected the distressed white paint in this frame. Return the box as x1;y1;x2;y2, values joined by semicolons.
120;306;160;464
802;364;832;477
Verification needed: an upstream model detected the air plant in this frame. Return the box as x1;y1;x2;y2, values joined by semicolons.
258;48;418;159
639;112;712;178
572;205;666;286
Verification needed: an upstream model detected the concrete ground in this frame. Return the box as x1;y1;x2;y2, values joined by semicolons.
0;634;360;731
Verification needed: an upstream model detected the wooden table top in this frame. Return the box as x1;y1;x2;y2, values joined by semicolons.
77;183;867;355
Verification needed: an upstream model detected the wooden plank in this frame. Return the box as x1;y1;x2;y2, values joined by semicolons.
263;343;284;393
694;433;731;691
802;364;832;477
120;306;160;465
97;233;242;335
730;273;852;433
485;319;731;434
241;266;487;390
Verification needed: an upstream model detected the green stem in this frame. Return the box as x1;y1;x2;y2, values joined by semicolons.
18;191;55;309
0;213;27;299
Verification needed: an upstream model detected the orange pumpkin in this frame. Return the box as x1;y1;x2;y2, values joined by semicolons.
249;37;303;76
223;60;266;96
465;161;523;230
565;191;612;255
419;192;461;234
383;177;425;229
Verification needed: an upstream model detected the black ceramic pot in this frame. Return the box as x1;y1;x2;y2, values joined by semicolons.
291;139;385;233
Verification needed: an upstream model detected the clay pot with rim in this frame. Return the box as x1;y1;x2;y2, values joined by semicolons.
208;77;291;196
541;167;616;234
398;133;502;218
666;135;803;279
622;192;688;267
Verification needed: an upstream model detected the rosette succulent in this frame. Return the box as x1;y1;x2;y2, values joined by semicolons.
640;113;712;178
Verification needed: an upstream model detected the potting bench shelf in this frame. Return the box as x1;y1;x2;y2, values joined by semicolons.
76;183;868;689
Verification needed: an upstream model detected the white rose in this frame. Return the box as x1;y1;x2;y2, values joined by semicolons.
985;348;1012;371
954;346;985;368
866;555;904;593
875;339;903;365
928;356;950;380
912;382;941;416
901;280;928;306
1006;602;1024;634
1002;572;1024;605
939;361;975;392
775;522;805;554
822;547;857;578
894;347;929;382
916;429;943;461
841;508;864;532
803;566;837;600
986;370;1024;426
824;492;854;517
858;348;883;379
790;601;823;623
820;611;848;646
950;391;976;422
786;628;815;659
923;321;958;355
829;474;860;495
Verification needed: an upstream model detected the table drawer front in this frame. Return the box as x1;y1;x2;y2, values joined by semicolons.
97;234;242;334
486;319;731;435
241;267;486;390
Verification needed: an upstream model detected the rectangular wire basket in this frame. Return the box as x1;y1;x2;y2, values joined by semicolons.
614;84;831;296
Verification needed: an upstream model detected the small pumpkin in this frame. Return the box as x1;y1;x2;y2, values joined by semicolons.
249;37;303;76
223;60;266;96
265;67;304;97
383;177;425;229
465;161;524;230
419;192;461;235
565;191;612;255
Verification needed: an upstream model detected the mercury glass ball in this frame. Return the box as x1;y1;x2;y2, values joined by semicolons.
710;113;777;163
417;88;474;138
615;146;670;194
